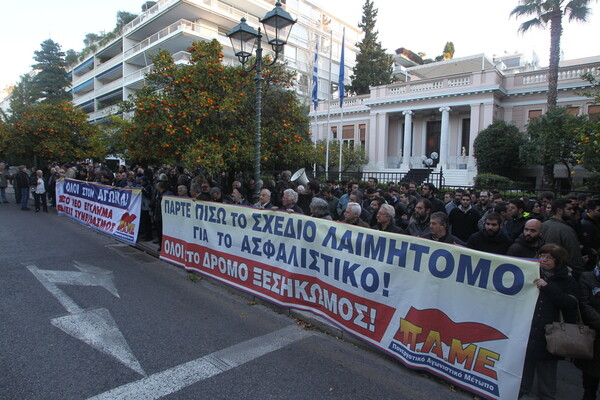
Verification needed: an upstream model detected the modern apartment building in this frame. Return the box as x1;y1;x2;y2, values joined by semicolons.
310;53;600;187
68;0;361;122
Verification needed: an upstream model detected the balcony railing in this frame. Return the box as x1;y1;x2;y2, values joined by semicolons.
123;0;178;34
123;51;191;85
522;65;600;85
123;0;259;35
124;19;211;59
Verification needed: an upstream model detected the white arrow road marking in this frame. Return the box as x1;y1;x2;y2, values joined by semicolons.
51;308;145;376
88;324;314;400
38;261;120;298
27;264;145;376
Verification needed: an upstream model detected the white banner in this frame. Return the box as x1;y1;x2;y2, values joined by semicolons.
56;178;142;245
159;197;539;400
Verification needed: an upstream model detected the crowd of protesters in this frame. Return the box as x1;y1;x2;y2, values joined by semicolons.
2;161;600;399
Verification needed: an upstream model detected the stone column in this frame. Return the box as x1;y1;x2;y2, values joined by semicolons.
468;104;481;169
400;110;413;170
439;106;451;169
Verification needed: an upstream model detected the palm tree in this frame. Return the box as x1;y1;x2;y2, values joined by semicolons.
510;0;595;109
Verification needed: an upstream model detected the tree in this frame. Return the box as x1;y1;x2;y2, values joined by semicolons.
473;120;524;178
29;39;71;104
117;40;312;175
520;107;586;188
116;11;137;29
311;139;369;172
8;74;37;115
435;42;455;62
510;0;595;109
4;101;106;164
347;0;393;95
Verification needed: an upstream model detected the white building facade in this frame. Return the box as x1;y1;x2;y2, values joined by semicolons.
310;54;600;186
67;0;360;122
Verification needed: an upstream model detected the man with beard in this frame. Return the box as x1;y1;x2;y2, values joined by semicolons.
507;219;545;258
420;183;446;214
473;190;494;218
505;199;528;241
466;212;513;255
448;193;480;242
407;198;432;237
543;198;583;277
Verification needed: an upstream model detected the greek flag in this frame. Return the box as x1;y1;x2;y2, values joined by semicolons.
339;28;345;107
311;40;319;111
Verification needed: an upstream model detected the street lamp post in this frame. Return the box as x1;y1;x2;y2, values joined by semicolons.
227;2;296;202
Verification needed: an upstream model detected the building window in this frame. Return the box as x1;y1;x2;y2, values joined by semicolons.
588;105;600;122
331;126;337;140
528;109;543;122
359;124;366;150
567;106;580;116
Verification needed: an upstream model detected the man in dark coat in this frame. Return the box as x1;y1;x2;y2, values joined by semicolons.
280;188;303;214
373;204;404;234
505;199;529;241
466;212;513;255
507;219;545;258
448;193;480;242
580;199;600;271
15;166;31;210
425;212;465;245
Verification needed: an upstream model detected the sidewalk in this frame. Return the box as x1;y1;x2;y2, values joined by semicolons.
4;185;586;399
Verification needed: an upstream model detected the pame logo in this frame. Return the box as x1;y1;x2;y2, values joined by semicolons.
117;213;137;235
392;307;507;380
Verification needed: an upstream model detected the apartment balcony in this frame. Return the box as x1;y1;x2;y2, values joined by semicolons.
123;51;191;89
123;19;227;67
94;55;123;80
123;0;260;42
88;105;121;122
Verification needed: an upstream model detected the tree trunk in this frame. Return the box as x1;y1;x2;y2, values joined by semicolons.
542;163;555;189
547;11;562;110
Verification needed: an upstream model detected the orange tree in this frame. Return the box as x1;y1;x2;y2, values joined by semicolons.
118;39;312;174
5;101;106;163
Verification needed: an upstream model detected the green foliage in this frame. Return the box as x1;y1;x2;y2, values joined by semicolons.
117;40;312;174
312;139;369;172
4;101;107;163
520;107;586;187
473;120;523;178
30;39;71;104
347;0;393;95
474;174;514;188
435;42;455;62
575;118;600;174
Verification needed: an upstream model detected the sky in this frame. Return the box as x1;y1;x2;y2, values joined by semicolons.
1;0;598;92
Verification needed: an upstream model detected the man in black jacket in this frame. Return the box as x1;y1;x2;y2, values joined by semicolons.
425;212;465;245
467;212;513;255
15;166;31;210
507;219;544;258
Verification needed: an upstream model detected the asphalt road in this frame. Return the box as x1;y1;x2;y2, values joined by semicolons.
0;200;477;400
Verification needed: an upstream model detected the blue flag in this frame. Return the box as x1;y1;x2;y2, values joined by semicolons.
339;28;345;107
311;40;318;111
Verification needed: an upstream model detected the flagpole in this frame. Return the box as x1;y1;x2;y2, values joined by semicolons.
324;29;333;181
337;28;345;181
311;39;319;177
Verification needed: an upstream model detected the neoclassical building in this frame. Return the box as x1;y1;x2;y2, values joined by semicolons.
310;54;600;186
